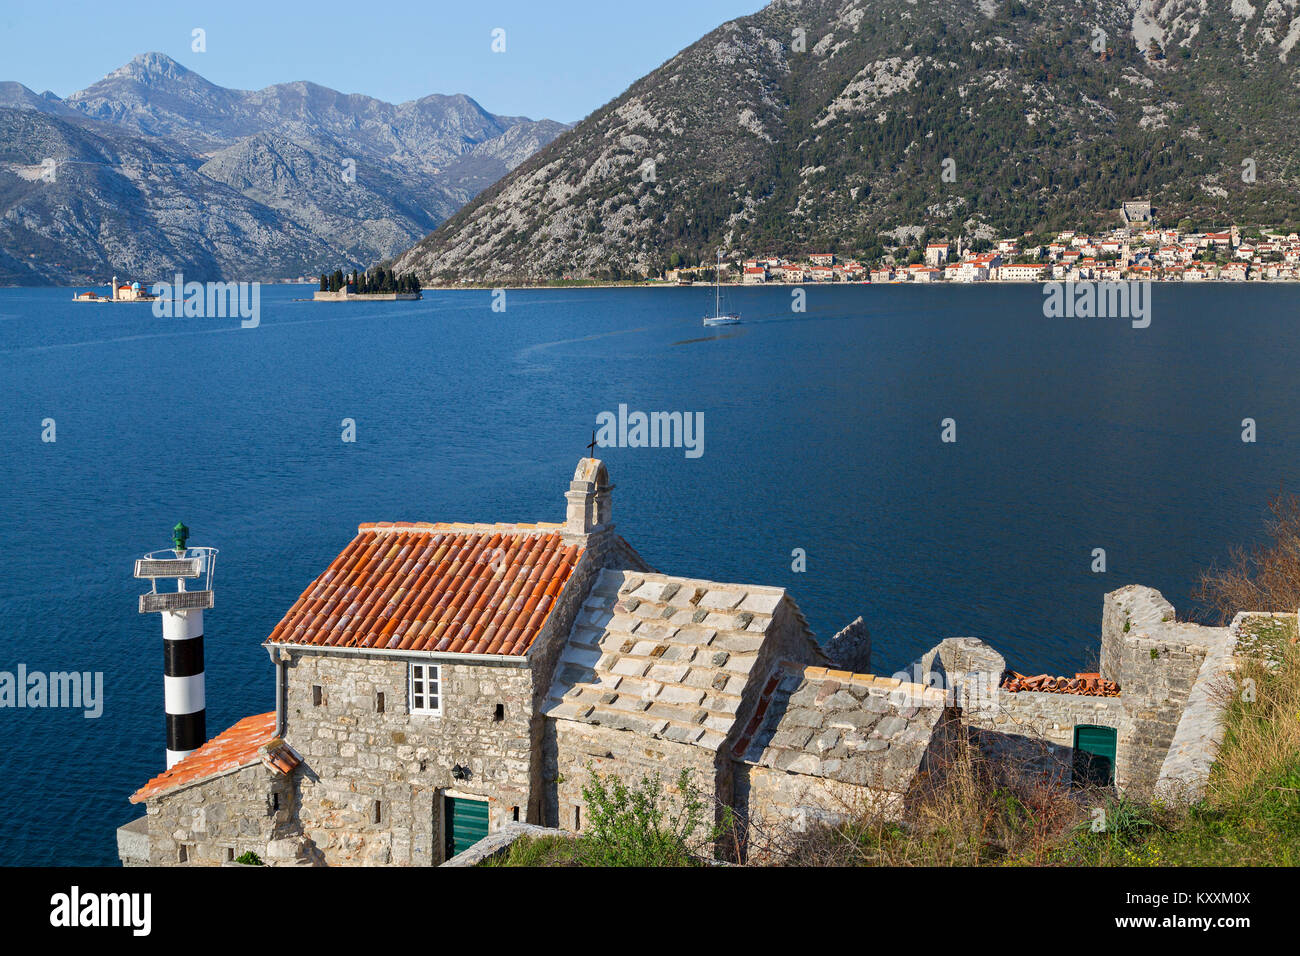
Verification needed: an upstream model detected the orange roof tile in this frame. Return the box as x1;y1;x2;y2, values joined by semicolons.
131;713;279;803
1000;671;1120;697
265;525;583;656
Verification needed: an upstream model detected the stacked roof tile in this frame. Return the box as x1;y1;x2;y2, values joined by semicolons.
130;712;297;803
1000;671;1120;697
265;523;582;656
542;569;794;751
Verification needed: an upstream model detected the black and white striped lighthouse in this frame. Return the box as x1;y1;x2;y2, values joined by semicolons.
134;523;218;768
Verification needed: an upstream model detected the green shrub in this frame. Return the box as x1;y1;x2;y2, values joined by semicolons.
577;768;718;867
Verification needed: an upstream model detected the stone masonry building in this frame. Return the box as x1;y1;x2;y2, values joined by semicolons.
118;459;1239;865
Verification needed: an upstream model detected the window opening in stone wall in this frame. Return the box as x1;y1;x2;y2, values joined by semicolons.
409;663;441;715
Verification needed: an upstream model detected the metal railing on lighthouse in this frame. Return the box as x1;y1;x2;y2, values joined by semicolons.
134;522;218;769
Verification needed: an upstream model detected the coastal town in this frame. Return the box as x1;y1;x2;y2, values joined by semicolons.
670;208;1300;285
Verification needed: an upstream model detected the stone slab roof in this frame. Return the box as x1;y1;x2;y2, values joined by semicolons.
738;664;949;793
266;524;583;656
542;569;799;751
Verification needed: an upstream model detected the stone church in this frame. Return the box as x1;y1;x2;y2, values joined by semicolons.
117;459;1234;866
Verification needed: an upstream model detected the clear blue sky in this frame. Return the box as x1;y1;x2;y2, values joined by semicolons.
2;0;766;123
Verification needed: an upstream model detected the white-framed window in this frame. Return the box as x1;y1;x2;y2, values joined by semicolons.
409;663;441;716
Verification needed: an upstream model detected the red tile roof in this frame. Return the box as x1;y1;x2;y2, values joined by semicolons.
265;524;583;656
131;712;283;803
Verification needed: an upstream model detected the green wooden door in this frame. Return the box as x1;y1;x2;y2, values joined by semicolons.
444;796;490;860
1072;724;1117;787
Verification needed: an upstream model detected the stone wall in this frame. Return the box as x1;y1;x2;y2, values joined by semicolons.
284;649;533;864
965;690;1126;749
137;761;301;866
117;816;150;866
913;636;1005;715
963;689;1127;785
1154;612;1244;803
733;703;961;861
1099;584;1176;685
738;765;899;835
719;598;831;812
543;718;718;832
524;530;651;820
921;636;1006;685
913;635;1129;787
1098;588;1226;795
921;589;1225;795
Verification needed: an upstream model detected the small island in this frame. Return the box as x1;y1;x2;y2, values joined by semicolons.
72;276;158;303
314;267;422;301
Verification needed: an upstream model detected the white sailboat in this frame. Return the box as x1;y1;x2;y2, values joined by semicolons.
703;250;740;326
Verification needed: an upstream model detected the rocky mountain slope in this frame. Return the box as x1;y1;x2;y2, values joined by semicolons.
0;108;335;284
393;0;1300;282
63;54;566;177
0;53;566;284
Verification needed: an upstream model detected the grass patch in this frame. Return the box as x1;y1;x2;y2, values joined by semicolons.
1233;613;1297;668
482;835;580;868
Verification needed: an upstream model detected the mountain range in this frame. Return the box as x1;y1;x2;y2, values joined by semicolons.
392;0;1300;283
0;52;567;284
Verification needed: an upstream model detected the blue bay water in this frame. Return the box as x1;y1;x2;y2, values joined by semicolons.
0;282;1296;864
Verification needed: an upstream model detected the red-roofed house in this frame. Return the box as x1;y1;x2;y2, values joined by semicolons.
997;262;1047;282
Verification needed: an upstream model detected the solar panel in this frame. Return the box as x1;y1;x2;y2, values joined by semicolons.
139;591;214;613
134;558;202;579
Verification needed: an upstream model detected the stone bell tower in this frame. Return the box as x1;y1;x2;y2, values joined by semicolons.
563;458;613;541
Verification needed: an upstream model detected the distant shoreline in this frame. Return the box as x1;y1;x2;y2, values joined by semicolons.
18;279;1300;292
413;279;1300;291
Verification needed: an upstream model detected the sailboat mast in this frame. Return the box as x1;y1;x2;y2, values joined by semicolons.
715;251;721;316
